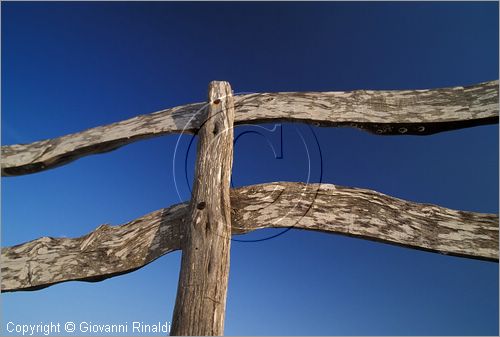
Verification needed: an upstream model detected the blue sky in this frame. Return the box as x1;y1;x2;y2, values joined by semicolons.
1;2;498;335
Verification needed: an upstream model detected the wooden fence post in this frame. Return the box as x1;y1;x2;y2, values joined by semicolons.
171;81;235;336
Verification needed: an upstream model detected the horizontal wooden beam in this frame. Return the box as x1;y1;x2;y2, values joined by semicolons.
2;182;497;292
2;80;498;176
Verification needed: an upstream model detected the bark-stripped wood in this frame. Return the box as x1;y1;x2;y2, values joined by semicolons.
2;80;498;176
170;81;235;336
0;203;186;292
2;182;497;292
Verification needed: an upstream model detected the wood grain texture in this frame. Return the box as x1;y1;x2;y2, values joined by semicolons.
230;182;498;261
171;81;234;336
2;80;498;176
2;182;497;292
0;203;186;292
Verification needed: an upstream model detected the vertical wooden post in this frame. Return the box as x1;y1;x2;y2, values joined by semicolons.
171;81;235;336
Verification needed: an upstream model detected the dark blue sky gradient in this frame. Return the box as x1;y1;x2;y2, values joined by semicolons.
2;2;499;335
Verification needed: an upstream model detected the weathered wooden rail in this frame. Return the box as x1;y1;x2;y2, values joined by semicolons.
2;80;498;176
1;80;498;335
2;182;498;293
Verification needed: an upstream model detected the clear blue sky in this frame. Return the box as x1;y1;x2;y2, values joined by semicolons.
1;2;498;335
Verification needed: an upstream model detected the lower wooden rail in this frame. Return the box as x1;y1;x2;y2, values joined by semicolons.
2;182;497;293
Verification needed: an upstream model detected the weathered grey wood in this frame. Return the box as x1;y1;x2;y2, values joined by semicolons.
171;81;235;336
0;203;186;292
2;80;498;176
2;182;497;292
230;182;499;260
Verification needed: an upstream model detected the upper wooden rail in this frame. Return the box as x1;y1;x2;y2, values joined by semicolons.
2;182;497;292
2;80;498;176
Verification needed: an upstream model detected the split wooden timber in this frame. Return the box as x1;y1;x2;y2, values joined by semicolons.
2;80;498;176
171;81;235;335
2;182;497;293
